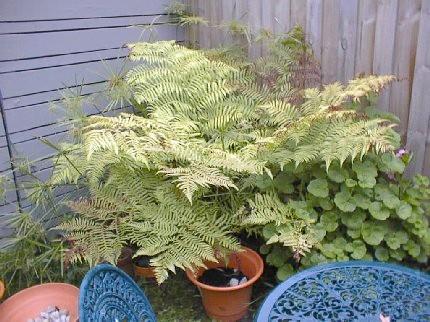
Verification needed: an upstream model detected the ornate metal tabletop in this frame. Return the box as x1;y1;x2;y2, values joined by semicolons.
79;264;157;322
256;261;430;322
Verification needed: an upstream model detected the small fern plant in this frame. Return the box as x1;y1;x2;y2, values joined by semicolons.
50;36;399;283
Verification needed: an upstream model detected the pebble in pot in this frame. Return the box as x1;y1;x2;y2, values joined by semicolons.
27;306;70;322
186;247;264;321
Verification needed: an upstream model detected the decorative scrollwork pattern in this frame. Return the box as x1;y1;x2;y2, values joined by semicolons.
257;261;430;322
79;264;157;322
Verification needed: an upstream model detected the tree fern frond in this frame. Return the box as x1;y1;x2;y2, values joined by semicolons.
160;165;237;202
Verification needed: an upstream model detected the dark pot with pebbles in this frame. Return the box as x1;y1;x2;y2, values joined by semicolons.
0;283;79;322
132;255;156;279
186;247;264;322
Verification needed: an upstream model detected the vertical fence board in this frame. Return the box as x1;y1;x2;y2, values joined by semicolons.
321;0;341;83
273;0;291;34
186;0;199;47
197;0;211;48
373;0;399;111
248;0;262;58
306;0;323;61
220;0;235;45
390;0;421;139
338;0;359;82
261;0;274;56
407;0;430;175
355;0;377;74
290;0;307;31
209;0;222;47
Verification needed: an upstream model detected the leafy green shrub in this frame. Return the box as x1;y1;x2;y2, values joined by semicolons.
54;36;400;279
44;31;400;283
247;150;430;280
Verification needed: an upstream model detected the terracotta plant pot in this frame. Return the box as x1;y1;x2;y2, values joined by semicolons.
186;247;264;322
0;283;79;322
0;280;4;301
133;256;156;279
117;246;134;277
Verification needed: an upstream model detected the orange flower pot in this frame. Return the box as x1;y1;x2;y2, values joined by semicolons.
117;247;134;277
132;256;156;279
0;280;4;301
186;247;264;322
133;264;156;279
0;283;79;322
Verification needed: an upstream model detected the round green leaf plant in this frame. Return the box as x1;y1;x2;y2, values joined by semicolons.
257;151;430;280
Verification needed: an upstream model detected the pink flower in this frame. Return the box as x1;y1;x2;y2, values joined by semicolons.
396;148;407;158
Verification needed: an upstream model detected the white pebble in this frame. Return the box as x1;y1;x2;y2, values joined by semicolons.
51;311;60;319
59;309;69;316
46;306;55;313
29;305;72;322
40;312;49;319
229;278;239;287
239;276;248;285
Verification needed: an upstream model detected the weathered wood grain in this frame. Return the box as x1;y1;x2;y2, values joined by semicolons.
321;0;341;83
188;0;428;176
338;0;358;82
406;0;430;175
373;0;398;111
354;0;378;74
306;0;323;61
390;0;421;139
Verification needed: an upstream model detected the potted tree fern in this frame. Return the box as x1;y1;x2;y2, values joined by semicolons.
48;34;400;321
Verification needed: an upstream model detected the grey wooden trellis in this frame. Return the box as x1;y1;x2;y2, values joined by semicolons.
0;0;182;222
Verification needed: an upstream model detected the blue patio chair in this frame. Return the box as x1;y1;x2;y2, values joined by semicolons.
79;263;157;322
255;261;430;322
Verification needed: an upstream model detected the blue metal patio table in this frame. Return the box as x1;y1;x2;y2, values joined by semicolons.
255;261;430;322
79;263;157;322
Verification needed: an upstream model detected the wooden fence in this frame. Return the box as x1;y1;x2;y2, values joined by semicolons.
186;0;430;176
0;0;181;220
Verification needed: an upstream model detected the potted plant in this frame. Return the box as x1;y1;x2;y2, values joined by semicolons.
186;247;264;321
132;255;156;279
0;280;4;301
49;39;399;286
0;283;79;321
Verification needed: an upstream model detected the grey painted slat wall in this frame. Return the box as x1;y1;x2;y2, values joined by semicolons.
0;112;11;174
0;0;182;216
0;105;18;218
0;0;173;20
